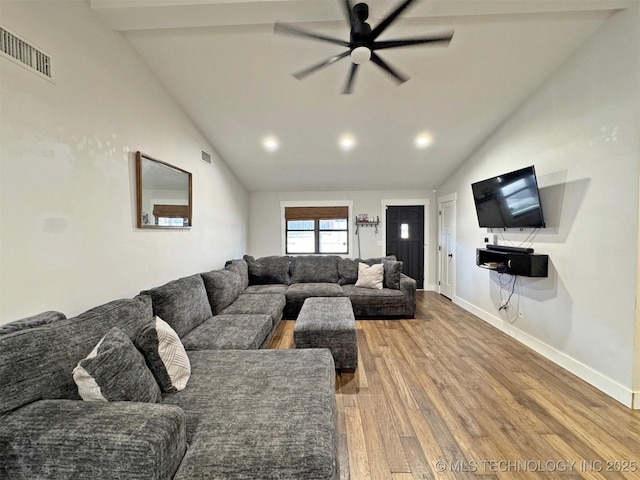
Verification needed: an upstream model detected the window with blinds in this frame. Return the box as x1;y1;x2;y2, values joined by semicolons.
152;204;190;227
285;206;349;254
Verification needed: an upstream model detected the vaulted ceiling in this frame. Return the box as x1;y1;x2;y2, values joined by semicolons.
90;0;633;192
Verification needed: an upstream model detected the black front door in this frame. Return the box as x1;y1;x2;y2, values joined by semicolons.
386;205;424;289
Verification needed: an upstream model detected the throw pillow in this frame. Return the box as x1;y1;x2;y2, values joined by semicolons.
72;327;161;403
135;316;191;393
382;260;403;289
337;258;361;285
355;262;384;290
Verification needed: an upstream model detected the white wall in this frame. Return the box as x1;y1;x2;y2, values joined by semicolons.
249;190;437;289
0;1;249;321
436;6;640;405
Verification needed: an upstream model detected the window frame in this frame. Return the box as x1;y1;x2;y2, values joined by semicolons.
281;202;353;256
286;218;349;254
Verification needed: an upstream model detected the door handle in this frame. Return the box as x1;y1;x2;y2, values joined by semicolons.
448;253;453;258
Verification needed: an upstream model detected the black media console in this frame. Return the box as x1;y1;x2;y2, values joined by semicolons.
476;245;548;277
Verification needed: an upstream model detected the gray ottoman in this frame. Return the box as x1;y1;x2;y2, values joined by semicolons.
294;297;357;372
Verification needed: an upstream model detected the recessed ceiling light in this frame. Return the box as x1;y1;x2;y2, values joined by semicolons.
262;136;279;152
339;134;356;151
415;133;433;149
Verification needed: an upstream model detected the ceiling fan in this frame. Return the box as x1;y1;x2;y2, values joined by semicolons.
274;0;454;94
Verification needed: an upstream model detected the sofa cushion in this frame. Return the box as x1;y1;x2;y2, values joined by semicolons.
244;255;291;285
290;255;340;283
201;267;242;315
355;262;384;289
181;314;272;350
337;256;397;285
0;399;186;480
143;274;213;338
0;311;66;336
219;293;285;326
382;260;403;289
342;284;406;301
363;255;397;265
73;327;162;403
0;295;153;416
243;284;288;294
285;282;344;301
337;257;361;285
283;283;345;319
162;349;338;479
136;316;191;392
225;259;249;291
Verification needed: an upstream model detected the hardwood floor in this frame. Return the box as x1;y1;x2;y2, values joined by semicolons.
268;291;640;480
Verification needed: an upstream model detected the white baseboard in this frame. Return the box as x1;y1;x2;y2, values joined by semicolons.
453;296;637;409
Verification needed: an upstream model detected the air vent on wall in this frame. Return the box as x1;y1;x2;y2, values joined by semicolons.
0;26;53;80
201;150;212;165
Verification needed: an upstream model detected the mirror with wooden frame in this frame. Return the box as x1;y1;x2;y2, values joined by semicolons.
136;151;192;229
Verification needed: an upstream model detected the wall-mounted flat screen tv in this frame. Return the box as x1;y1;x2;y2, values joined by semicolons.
471;166;545;229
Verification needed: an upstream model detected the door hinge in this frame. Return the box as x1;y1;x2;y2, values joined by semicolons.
439;210;441;216
438;281;441;285
438;245;441;251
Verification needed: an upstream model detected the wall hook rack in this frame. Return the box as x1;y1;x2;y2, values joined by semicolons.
355;216;380;234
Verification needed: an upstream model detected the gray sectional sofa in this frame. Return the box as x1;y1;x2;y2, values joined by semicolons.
241;254;416;319
0;254;416;479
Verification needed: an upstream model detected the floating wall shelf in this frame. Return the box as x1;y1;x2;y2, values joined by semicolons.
476;248;548;277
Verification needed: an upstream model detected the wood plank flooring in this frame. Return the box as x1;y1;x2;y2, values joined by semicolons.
268;291;640;480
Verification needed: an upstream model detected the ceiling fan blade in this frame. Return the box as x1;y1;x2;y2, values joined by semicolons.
370;0;417;41
372;33;454;50
342;0;354;26
292;50;351;80
370;52;408;84
274;22;350;47
342;63;359;95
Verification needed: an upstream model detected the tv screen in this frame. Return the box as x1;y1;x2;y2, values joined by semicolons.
471;166;545;228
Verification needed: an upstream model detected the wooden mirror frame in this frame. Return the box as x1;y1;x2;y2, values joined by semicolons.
136;151;192;229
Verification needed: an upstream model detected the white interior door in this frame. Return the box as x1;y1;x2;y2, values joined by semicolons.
439;199;456;299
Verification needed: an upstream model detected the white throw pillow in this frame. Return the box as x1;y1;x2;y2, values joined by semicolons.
135;316;191;392
355;262;384;290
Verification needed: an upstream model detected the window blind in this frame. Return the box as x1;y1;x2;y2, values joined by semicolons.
285;206;348;220
153;205;189;218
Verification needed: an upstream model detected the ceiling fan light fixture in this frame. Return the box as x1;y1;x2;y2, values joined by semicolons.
350;46;371;65
274;0;454;93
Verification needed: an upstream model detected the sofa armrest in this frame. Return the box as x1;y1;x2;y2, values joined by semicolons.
399;274;417;316
0;399;186;480
399;273;417;292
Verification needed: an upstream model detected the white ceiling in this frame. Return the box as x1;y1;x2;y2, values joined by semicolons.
90;0;633;192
